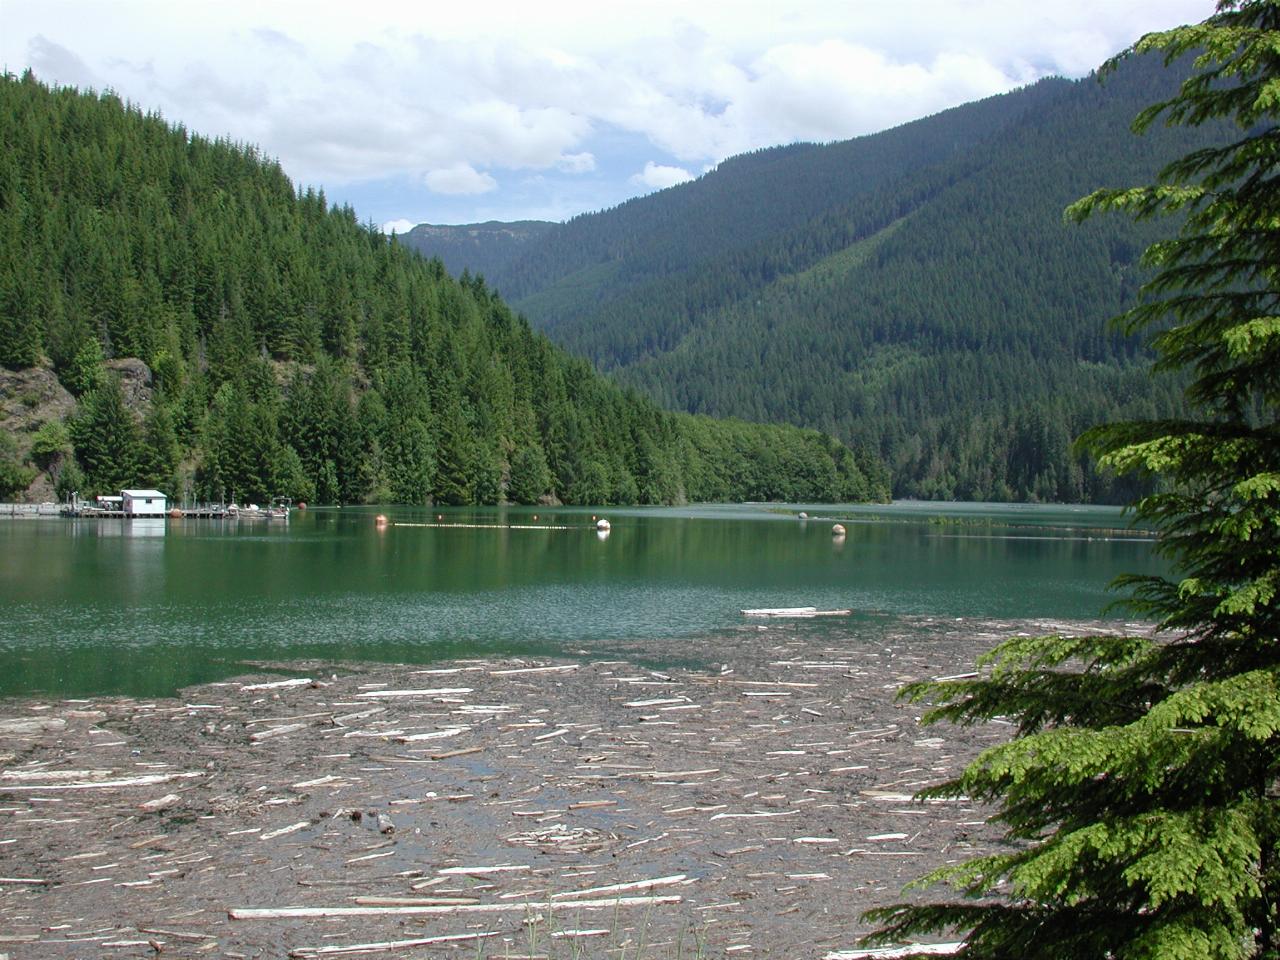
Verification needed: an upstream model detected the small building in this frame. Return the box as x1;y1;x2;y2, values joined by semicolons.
121;489;167;517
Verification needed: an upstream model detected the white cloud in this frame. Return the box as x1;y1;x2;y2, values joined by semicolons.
381;218;417;235
424;162;498;195
24;34;99;91
0;1;1216;222
631;161;694;191
557;151;596;173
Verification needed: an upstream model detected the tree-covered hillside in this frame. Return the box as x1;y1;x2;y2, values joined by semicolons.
0;71;888;506
399;221;557;289
406;55;1233;502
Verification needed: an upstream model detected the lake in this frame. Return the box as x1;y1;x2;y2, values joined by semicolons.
0;501;1163;698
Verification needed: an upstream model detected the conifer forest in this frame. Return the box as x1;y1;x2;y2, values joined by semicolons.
0;72;888;506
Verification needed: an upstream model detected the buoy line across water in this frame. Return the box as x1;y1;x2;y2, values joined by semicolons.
391;522;578;530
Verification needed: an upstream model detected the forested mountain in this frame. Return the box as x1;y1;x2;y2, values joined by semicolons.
0;71;889;506
404;55;1230;502
399;221;557;288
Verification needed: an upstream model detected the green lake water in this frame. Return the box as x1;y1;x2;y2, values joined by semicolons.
0;502;1163;698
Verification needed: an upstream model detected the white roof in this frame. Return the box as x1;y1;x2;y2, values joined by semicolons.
121;489;167;498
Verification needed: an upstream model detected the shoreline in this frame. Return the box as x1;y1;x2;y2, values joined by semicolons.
0;617;1125;958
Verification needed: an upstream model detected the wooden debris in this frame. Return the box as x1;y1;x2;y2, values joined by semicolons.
0;772;202;791
240;678;314;691
551;874;687;900
0;717;66;735
249;723;307;743
259;821;310;840
289;931;501;956
392;726;468;742
824;944;963;959
230;894;683;919
742;607;852;618
429;746;483;760
0;616;1057;958
355;688;473;699
353;896;481;906
137;793;182;813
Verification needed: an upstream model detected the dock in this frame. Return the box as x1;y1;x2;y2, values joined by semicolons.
57;504;287;520
0;502;61;517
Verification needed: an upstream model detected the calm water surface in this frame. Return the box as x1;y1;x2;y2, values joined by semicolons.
0;502;1163;697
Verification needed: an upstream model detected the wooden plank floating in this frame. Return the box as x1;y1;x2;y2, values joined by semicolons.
289;931;502;956
249;722;308;743
0;772;203;791
488;665;580;676
824;944;963;959
551;874;687;900
355;688;473;699
437;865;530;876
240;678;314;692
742;607;852;618
0;717;67;736
229;894;683;919
259;821;311;840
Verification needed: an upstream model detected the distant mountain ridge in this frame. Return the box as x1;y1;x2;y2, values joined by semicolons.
402;54;1230;502
401;220;556;284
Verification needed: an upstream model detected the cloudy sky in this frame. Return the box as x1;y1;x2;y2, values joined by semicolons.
2;0;1213;232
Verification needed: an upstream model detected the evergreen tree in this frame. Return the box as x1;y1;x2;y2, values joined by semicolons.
138;403;179;493
864;4;1280;956
0;431;35;498
508;443;552;505
69;378;142;494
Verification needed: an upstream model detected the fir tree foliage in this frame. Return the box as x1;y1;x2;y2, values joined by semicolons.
0;70;888;506
863;3;1280;957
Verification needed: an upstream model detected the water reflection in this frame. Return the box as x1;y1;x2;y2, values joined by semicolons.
0;502;1163;698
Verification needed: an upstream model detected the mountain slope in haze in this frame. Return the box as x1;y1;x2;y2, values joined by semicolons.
0;71;888;507
400;220;556;285
403;55;1228;502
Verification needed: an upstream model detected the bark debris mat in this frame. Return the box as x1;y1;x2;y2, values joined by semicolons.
0;616;1126;958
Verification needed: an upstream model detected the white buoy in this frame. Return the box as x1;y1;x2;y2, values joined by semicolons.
798;511;808;520
596;518;611;531
832;523;846;537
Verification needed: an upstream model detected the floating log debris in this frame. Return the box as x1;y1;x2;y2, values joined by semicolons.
742;606;852;618
824;944;963;959
230;894;684;919
0;613;1106;956
289;931;502;956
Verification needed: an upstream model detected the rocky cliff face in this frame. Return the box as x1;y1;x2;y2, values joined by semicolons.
105;358;154;410
0;364;76;502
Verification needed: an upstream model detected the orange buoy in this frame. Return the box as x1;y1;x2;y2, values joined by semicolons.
297;502;307;510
